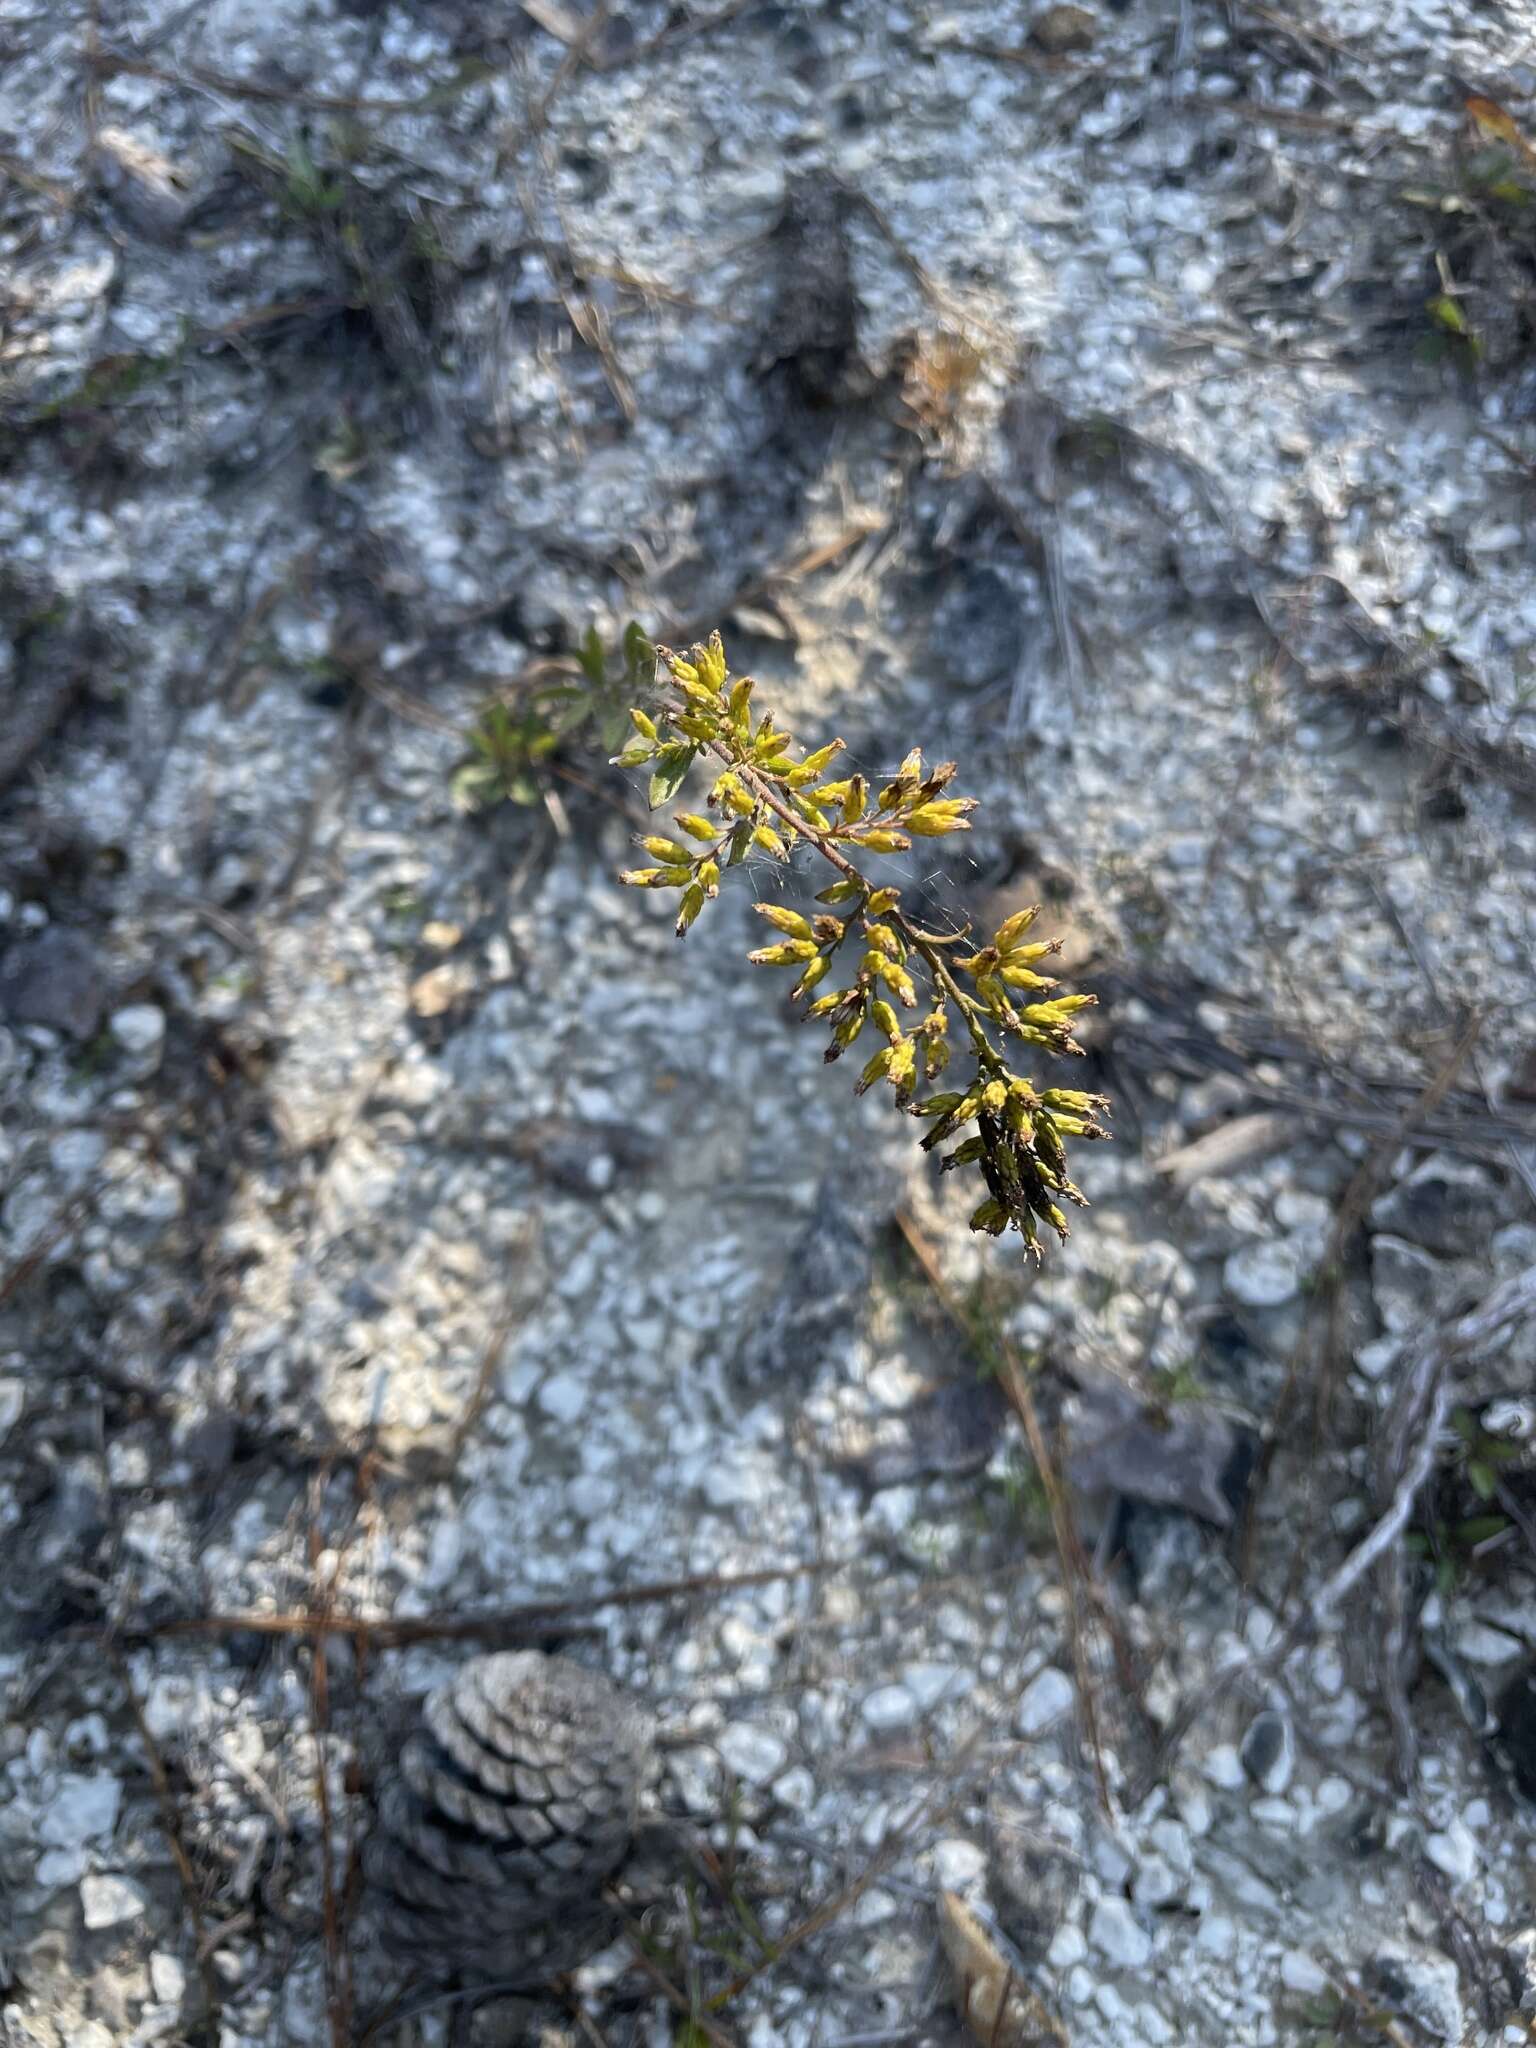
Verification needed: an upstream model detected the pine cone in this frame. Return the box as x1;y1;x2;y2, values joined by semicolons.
367;1651;657;1984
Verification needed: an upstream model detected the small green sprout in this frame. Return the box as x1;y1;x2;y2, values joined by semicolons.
615;631;1109;1257
453;620;652;812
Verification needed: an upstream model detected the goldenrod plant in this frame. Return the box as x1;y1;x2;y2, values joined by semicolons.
615;632;1109;1256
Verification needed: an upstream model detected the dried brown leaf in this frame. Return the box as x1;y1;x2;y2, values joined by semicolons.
938;1890;1068;2048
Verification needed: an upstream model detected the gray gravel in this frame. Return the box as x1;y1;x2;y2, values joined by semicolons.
3;0;1536;2044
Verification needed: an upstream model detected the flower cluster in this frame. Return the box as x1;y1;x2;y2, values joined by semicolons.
615;632;1109;1255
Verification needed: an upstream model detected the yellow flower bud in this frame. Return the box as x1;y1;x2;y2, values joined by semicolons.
791;954;830;1001
993;906;1040;952
748;940;819;966
754;903;814;940
676;883;705;935
904;800;975;836
786;739;845;787
856;1044;894;1093
694;630;727;692
870;999;902;1041
641;836;696;864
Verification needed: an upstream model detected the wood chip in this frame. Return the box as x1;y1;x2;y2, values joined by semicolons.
1153;1110;1291;1190
938;1890;1067;2048
519;0;588;44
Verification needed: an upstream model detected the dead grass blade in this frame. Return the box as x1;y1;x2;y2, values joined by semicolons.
126;1557;847;1649
1130;1259;1536;1800
893;1209;1131;1813
307;1462;355;2048
110;1649;226;2032
1239;1008;1484;1591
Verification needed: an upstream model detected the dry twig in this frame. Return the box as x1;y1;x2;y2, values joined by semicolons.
110;1650;226;2030
893;1211;1127;1812
126;1557;847;1649
1130;1260;1536;1800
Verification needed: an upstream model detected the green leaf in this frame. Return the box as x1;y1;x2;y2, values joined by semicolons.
624;620;658;688
1467;1459;1497;1500
578;623;607;688
648;743;697;809
1453;1514;1510;1547
451;762;502;810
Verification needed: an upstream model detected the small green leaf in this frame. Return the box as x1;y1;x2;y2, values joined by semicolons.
1467;1459;1497;1500
578;622;607;688
624;620;658;689
648;743;697;809
450;762;498;809
1425;292;1470;337
1454;1514;1510;1546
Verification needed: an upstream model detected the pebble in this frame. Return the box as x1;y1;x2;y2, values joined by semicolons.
1367;1948;1465;2044
1281;1950;1329;1995
1240;1710;1295;1795
0;928;106;1039
150;1952;187;2004
81;1872;148;1930
1017;1666;1075;1735
1030;3;1097;54
1316;1776;1352;1813
1456;1621;1523;1665
1089;1896;1153;1969
860;1684;916;1732
1049;1921;1087;1968
0;1377;22;1446
109;1003;166;1060
536;1372;587;1423
1196;1913;1236;1956
718;1722;788;1785
773;1766;815;1811
1132;1854;1182;1907
903;1662;972;1712
1203;1743;1246;1789
1424;1818;1477;1884
1223;1239;1304;1307
932;1837;987;1889
39;1771;122;1848
1371;1235;1454;1335
36;1846;88;1887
